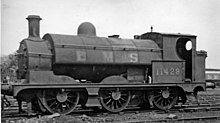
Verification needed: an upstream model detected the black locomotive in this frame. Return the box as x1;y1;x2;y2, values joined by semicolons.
2;15;213;115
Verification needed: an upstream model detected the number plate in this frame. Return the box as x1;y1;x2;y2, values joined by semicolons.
152;61;185;83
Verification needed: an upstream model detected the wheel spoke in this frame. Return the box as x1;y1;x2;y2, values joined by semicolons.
115;101;119;109
155;97;162;104
103;95;112;100
120;97;126;102
117;99;122;106
163;99;167;106
59;104;63;112
66;99;75;104
153;94;161;99
55;102;60;109
68;95;77;98
46;97;56;102
48;101;57;107
160;99;164;106
154;91;161;94
167;98;171;104
110;101;114;109
64;102;70;109
106;98;112;105
114;101;118;109
107;91;112;95
166;99;170;105
168;96;174;100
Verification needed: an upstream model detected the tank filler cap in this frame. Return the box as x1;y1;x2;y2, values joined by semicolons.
77;22;96;36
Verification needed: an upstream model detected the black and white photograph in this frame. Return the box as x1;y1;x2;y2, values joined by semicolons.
1;0;220;122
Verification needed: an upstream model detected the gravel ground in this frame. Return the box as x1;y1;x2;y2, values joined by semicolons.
2;110;220;123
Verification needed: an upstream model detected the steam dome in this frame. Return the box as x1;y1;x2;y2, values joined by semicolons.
77;22;96;36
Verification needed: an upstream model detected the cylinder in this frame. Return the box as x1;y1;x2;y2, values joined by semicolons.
1;84;13;96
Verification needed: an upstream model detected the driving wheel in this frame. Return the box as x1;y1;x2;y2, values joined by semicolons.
152;87;178;110
99;88;131;112
42;89;79;114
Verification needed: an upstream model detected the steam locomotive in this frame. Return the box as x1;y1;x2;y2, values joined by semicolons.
2;15;213;115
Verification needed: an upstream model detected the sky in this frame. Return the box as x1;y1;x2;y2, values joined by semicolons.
1;0;220;68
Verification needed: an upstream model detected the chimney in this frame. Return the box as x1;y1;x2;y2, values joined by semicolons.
26;15;42;39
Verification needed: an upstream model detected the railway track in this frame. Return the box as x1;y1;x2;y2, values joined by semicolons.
83;106;220;123
123;115;220;123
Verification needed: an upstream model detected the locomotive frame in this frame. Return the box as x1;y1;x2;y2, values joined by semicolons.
1;15;213;115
